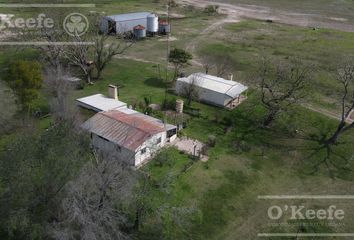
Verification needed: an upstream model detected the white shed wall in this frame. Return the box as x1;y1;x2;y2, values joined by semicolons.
92;133;136;165
134;131;167;166
176;81;232;107
91;131;167;167
116;18;148;33
100;17;148;34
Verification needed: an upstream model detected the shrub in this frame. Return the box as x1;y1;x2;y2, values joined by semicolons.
162;97;177;111
204;5;219;15
207;135;217;147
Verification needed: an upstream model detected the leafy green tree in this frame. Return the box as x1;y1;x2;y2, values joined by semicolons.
5;60;43;112
0;122;91;239
168;48;193;81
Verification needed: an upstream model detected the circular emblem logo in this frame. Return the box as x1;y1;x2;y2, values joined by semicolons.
63;13;89;37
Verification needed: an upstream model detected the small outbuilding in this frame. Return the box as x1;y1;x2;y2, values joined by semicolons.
176;73;248;109
100;12;157;35
133;25;146;39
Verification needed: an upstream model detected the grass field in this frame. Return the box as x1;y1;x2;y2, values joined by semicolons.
195;20;354;111
72;59;354;239
215;0;354;16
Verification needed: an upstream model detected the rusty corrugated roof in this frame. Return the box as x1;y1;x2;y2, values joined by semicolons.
134;24;146;30
82;110;165;151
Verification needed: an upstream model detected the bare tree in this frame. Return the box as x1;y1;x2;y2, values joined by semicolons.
20;10;68;72
215;55;233;78
62;35;94;84
200;54;215;74
44;65;78;122
257;58;310;127
51;152;135;240
181;74;201;106
325;60;354;145
93;34;134;80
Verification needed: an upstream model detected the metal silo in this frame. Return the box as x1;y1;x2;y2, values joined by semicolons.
147;13;158;35
158;20;171;34
133;25;146;39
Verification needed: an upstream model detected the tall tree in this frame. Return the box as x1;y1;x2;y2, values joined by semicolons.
325;60;354;145
51;152;135;240
180;74;201;106
199;54;215;74
215;54;233;78
63;35;94;84
0;122;90;239
169;48;192;81
93;34;134;80
257;58;310;127
4;60;43;112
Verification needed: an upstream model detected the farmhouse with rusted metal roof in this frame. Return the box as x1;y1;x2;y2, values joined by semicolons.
78;85;177;167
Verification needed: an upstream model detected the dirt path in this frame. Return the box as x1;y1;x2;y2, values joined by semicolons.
302;103;353;124
176;0;354;32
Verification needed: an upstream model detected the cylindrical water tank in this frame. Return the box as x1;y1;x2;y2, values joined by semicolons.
147;13;158;33
133;25;146;39
159;20;171;34
176;100;184;114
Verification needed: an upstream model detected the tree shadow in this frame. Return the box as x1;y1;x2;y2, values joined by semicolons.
264;120;353;178
144;77;166;88
232;106;354;178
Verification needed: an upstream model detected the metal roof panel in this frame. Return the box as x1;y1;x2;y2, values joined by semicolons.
82;110;166;151
177;73;248;97
107;12;151;22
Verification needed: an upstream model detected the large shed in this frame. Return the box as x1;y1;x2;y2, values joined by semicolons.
176;73;248;109
100;12;153;34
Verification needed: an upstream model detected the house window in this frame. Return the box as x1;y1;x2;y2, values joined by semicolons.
156;137;162;144
141;147;146;154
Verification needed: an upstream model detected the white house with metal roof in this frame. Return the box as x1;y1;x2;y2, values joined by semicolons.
77;85;177;167
176;73;248;109
82;110;176;167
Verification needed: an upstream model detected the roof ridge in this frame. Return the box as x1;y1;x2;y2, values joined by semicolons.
191;73;236;86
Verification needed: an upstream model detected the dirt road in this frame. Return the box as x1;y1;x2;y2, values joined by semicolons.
177;0;354;32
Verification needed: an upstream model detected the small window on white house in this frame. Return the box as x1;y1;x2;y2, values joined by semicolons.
156;137;162;144
141;147;147;154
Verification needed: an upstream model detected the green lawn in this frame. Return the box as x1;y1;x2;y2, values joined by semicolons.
197;20;354;111
76;58;353;239
138;96;354;239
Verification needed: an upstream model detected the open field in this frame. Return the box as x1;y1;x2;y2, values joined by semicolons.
177;0;354;32
121;15;354;112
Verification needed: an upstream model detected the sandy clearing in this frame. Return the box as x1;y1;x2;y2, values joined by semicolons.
158;36;178;41
176;0;354;32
